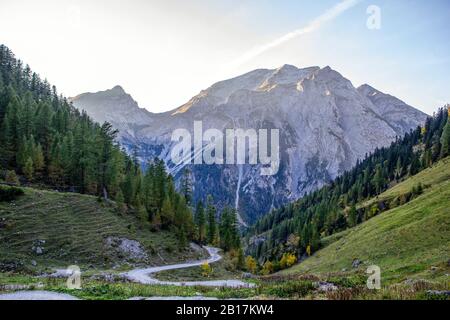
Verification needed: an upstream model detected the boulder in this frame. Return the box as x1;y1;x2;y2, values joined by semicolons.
314;281;338;292
352;259;362;268
426;290;450;297
241;272;255;279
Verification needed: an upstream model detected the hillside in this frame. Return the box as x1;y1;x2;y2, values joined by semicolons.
0;186;206;272
247;106;449;262
0;44;199;261
280;157;450;283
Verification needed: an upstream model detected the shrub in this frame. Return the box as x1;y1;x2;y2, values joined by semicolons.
200;262;213;277
0;185;24;202
245;256;258;274
389;196;400;209
5;170;20;186
261;261;274;275
279;253;297;269
264;280;314;298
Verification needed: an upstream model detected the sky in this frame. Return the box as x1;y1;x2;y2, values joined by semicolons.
0;0;449;115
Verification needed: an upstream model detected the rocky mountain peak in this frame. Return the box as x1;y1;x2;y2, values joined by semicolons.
357;84;379;96
71;65;428;224
110;85;126;94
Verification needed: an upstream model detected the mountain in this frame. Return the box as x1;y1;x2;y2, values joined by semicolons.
69;85;155;144
71;65;428;224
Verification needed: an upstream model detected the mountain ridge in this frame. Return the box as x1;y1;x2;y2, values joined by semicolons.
71;64;428;223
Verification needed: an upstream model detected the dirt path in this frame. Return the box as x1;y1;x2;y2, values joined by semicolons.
0;290;78;300
123;246;255;288
0;247;254;300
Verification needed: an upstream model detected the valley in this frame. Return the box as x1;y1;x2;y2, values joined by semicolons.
1;157;448;300
0;43;448;301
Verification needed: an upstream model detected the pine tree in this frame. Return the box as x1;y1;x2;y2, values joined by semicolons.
177;225;188;248
35;101;52;163
160;196;174;228
0;96;21;166
17;92;35;138
122;169;136;206
409;153;421;176
372;164;385;194
236;248;245;270
347;204;357;227
195;200;206;244
152;158;167;210
96;122;118;199
181;168;193;206
431;132;442;162
440;118;450;158
115;188;126;214
218;207;241;251
23;157;34;181
394;157;403;180
206;195;218;245
219;207;233;251
133;199;146;226
310;226;320;252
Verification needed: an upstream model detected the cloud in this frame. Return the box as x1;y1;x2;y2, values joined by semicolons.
227;0;361;69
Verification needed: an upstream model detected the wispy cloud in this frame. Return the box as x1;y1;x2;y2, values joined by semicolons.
227;0;361;69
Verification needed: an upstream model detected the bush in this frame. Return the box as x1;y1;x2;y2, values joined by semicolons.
410;183;424;198
0;185;24;202
279;253;297;269
264;280;314;298
245;256;258;274
261;261;274;275
200;262;213;277
389;196;400;209
326;274;366;288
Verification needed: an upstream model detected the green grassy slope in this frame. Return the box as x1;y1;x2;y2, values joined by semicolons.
281;158;450;284
0;187;204;272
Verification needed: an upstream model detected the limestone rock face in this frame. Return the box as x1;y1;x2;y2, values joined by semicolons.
71;65;428;224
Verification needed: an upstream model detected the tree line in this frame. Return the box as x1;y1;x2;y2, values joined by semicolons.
0;44;246;252
0;45;198;246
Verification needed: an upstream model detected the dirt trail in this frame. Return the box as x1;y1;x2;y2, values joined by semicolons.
123;246;254;288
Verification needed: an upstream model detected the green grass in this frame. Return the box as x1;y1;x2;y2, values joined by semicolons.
0;187;205;272
281;158;450;285
0;272;258;300
2;270;446;300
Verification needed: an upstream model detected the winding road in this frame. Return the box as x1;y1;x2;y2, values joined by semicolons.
122;246;254;288
0;246;254;300
0;290;79;300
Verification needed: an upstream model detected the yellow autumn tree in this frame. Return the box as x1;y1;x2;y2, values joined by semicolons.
200;262;213;277
261;260;274;275
286;253;297;267
279;253;297;269
245;256;258;274
421;126;427;137
306;245;312;257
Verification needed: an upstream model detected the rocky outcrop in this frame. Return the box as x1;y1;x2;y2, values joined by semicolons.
104;237;148;263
